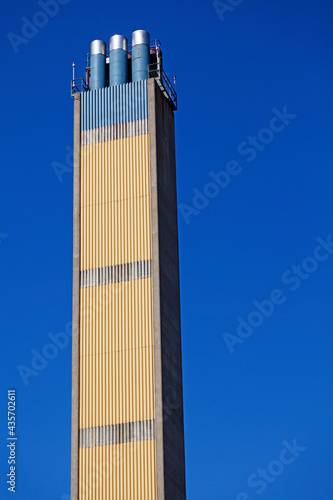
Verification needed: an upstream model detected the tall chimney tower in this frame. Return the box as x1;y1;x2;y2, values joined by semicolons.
71;30;185;500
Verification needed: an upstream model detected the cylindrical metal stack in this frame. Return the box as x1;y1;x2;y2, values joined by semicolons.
90;40;106;90
109;34;128;86
89;30;151;90
131;30;150;82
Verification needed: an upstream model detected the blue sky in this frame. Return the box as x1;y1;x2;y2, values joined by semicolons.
1;0;333;498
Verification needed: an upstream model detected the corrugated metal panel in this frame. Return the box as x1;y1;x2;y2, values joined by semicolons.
81;80;148;131
81;118;148;145
79;83;156;499
80;347;155;430
79;278;154;429
81;196;151;270
81;134;150;207
79;440;156;500
80;260;151;288
80;420;155;448
80;134;151;270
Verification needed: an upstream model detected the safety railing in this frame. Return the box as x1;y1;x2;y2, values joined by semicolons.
71;78;89;97
71;63;177;111
148;63;177;110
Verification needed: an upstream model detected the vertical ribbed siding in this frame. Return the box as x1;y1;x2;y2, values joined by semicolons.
81;119;148;145
79;81;155;498
79;279;154;429
79;440;156;500
80;420;155;448
80;134;151;270
81;80;148;131
80;260;151;288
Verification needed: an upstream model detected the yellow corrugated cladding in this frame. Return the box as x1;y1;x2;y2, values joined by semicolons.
79;440;156;500
79;278;154;429
79;132;155;498
80;134;151;270
80;346;154;428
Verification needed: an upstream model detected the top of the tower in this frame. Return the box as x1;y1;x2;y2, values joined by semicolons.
71;29;177;110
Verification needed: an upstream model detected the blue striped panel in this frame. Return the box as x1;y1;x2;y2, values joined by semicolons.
81;80;148;131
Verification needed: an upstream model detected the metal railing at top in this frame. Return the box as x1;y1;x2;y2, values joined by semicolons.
128;38;161;52
71;56;177;110
71;71;177;109
71;78;89;97
148;64;177;110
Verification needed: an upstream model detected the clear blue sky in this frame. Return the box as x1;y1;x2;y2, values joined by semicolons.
1;0;333;498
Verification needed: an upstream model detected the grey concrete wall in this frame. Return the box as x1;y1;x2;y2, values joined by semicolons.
149;79;165;500
71;93;81;500
148;79;186;500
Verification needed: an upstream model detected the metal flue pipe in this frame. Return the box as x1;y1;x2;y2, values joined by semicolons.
131;30;150;82
109;35;128;86
90;40;106;90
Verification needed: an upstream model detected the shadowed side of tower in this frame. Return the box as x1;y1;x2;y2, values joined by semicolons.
148;79;186;500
